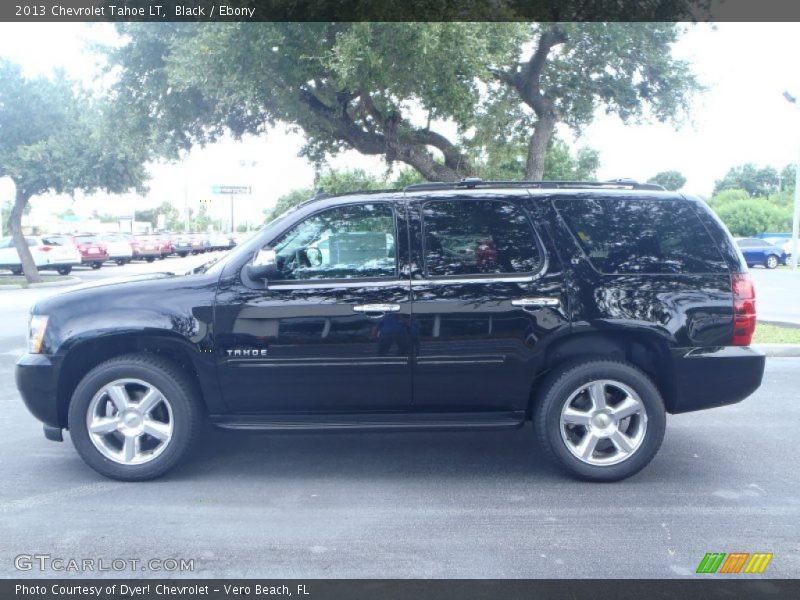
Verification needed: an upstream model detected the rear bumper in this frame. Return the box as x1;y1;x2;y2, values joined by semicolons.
80;254;109;263
15;353;62;429
668;346;765;414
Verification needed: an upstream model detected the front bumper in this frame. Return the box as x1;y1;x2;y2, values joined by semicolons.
668;345;766;414
16;353;62;429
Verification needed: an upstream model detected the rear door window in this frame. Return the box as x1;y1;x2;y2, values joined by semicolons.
555;197;727;274
421;199;542;277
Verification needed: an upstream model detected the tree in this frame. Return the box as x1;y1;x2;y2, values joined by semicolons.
109;20;698;183
780;163;796;192
484;23;699;178
475;136;599;181
713;164;780;197
0;60;148;282
264;168;388;222
135;201;181;230
648;170;687;191
711;197;791;237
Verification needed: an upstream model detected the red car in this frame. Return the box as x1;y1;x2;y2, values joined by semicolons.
155;233;174;258
71;233;109;269
134;235;162;262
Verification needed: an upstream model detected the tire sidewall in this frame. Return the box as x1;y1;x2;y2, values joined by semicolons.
538;361;666;482
68;359;195;480
766;255;778;269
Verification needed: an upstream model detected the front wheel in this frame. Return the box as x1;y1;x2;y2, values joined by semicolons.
91;262;102;269
765;254;779;269
534;359;666;482
56;266;72;275
68;354;202;481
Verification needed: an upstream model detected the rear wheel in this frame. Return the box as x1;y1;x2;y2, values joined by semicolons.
56;266;72;275
10;267;22;275
91;262;102;269
765;254;779;269
534;359;666;482
68;354;202;481
146;257;155;263
115;259;125;266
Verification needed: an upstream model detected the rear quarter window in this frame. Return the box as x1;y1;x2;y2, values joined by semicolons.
554;196;727;274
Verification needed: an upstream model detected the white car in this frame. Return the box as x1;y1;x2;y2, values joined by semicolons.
0;235;81;275
98;233;135;265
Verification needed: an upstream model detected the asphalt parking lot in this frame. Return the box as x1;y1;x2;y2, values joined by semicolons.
0;255;798;578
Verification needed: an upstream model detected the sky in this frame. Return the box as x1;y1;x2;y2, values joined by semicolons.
1;22;799;229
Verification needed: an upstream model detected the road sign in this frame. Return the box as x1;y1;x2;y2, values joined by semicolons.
212;185;251;195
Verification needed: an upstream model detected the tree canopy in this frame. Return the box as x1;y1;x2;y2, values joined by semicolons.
713;163;782;198
647;170;687;191
0;59;149;281
109;21;698;183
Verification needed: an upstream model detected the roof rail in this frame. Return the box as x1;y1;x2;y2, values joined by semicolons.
403;177;665;192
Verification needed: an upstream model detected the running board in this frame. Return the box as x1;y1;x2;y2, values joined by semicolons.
211;411;525;432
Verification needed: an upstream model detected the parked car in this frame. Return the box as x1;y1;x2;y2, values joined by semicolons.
70;233;109;269
188;232;207;254
154;233;174;258
208;232;234;251
171;234;193;258
134;235;162;262
98;233;134;266
0;235;81;275
16;179;765;482
735;237;788;269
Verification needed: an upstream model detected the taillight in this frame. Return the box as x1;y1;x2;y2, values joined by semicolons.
731;273;756;346
40;245;53;252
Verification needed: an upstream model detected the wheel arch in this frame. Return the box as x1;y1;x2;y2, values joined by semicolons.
56;333;215;428
529;330;676;417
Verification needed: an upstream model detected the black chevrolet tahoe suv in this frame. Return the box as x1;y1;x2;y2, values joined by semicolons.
16;180;765;482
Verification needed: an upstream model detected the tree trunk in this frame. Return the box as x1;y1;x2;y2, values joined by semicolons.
9;189;41;283
526;114;556;181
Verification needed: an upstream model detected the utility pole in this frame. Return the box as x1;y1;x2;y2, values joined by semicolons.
783;91;800;270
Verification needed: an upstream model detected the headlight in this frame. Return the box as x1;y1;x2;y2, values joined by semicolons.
28;315;49;354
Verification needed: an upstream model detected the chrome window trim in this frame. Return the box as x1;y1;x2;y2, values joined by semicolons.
267;279;410;290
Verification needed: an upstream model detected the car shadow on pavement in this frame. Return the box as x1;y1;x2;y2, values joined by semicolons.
175;424;569;482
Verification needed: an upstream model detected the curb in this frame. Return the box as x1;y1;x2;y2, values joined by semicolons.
0;284;23;290
753;344;800;358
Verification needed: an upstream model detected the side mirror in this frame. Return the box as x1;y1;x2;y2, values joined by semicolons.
245;247;279;280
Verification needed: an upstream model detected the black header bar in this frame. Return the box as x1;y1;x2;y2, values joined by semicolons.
3;0;800;22
3;579;800;600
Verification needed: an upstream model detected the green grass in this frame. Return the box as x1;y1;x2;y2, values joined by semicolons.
0;275;70;288
753;322;800;344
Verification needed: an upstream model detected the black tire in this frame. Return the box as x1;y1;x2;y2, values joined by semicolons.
115;259;125;266
56;266;72;276
10;267;22;275
765;254;779;269
91;262;102;269
533;359;666;482
146;257;155;263
68;353;203;481
178;252;188;258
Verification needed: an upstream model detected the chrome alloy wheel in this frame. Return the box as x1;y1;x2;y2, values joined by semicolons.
86;379;174;465
559;379;648;466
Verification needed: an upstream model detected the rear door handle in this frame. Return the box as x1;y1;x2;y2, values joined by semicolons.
353;304;401;314
511;297;560;308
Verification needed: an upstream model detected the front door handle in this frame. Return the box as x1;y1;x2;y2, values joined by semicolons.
511;297;560;308
353;303;401;314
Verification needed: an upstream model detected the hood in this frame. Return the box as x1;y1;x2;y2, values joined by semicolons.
32;271;219;317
